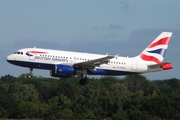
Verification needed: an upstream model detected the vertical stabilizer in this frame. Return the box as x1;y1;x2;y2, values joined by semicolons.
138;32;172;63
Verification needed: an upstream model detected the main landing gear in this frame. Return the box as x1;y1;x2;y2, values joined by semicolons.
27;68;33;79
79;70;89;85
79;74;89;85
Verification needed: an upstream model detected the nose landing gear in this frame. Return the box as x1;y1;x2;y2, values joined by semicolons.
27;68;33;79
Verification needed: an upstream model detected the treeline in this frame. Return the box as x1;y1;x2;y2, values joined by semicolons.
0;74;180;120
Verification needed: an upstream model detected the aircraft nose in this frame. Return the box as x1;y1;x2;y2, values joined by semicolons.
6;54;13;63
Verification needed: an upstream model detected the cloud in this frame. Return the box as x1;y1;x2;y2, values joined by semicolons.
104;33;119;38
93;24;123;30
65;38;140;57
13;38;39;48
105;24;124;30
129;28;180;42
119;1;130;10
66;27;180;57
12;38;61;49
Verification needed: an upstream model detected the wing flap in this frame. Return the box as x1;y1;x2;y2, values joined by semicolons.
73;55;114;69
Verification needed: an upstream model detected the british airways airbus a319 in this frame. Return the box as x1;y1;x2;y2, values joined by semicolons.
7;32;173;85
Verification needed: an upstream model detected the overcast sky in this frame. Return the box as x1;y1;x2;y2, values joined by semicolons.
1;0;180;80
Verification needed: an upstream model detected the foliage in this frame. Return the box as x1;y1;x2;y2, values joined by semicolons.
0;74;180;119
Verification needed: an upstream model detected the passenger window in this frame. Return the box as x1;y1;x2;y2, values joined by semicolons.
21;52;23;55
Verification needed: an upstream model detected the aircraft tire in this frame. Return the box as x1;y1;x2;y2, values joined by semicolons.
79;78;89;85
27;74;32;79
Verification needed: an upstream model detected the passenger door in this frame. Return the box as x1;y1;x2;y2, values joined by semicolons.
131;59;138;71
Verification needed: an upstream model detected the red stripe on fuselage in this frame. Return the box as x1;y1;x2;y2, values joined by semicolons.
140;54;161;63
28;51;48;54
148;37;170;48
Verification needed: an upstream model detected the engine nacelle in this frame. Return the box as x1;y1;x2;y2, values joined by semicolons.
161;63;173;70
56;64;76;75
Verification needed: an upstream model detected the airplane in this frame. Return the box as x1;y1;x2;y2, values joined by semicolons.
7;32;173;85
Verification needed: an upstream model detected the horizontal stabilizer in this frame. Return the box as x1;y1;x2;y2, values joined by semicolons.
148;62;173;70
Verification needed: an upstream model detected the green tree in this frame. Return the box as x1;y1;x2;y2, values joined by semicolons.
15;102;39;119
44;94;73;119
8;82;39;103
102;82;130;118
123;74;150;93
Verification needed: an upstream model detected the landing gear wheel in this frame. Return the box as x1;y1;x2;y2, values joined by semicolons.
79;69;89;85
27;74;32;79
79;77;89;85
26;68;33;79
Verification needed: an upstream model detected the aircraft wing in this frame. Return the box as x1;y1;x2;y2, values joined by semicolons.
73;55;114;69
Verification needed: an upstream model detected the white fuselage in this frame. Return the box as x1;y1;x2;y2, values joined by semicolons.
7;48;162;77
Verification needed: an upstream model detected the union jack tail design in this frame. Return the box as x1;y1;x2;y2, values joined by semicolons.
138;32;172;63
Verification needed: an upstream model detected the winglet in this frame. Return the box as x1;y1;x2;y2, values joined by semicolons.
114;54;119;58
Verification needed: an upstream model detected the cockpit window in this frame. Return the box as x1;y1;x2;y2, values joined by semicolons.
14;51;23;55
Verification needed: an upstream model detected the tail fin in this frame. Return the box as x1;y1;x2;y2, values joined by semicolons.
138;32;172;63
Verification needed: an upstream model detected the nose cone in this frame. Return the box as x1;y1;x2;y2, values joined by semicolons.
6;54;13;63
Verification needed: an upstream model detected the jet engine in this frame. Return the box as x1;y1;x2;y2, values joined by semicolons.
50;64;76;78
